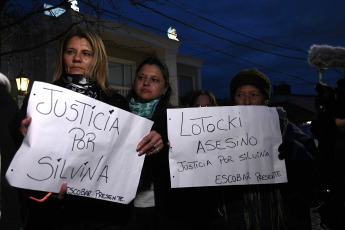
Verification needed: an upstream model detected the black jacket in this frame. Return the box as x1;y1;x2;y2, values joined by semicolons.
136;99;171;228
218;108;318;230
19;80;131;230
145;101;219;230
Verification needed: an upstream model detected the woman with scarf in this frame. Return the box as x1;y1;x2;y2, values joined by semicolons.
218;68;318;230
18;27;159;230
126;56;171;230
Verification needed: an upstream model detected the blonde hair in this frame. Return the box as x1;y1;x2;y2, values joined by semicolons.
188;90;218;107
53;26;110;95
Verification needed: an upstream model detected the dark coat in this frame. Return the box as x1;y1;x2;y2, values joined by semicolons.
217;107;318;230
133;99;171;228
19;80;131;230
145;101;219;230
310;83;345;229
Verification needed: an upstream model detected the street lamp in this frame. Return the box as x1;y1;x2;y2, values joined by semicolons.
15;71;30;95
15;71;30;108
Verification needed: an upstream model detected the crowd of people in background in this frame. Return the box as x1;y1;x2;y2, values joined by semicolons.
0;26;344;230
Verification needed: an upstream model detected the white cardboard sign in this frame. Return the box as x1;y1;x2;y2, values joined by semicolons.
6;81;153;204
167;106;287;188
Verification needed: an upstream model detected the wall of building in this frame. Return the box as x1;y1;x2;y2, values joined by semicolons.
2;9;203;108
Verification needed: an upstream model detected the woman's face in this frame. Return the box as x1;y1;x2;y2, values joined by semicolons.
63;36;93;75
195;94;212;107
134;64;168;103
234;85;266;105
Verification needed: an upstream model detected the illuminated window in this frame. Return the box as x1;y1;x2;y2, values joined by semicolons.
108;58;135;87
178;75;194;97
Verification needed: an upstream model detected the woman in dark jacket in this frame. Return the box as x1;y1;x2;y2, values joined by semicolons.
19;26;132;230
218;67;319;230
126;56;171;230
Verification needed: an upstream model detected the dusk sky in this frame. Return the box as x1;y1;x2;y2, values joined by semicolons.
111;0;345;99
30;0;345;99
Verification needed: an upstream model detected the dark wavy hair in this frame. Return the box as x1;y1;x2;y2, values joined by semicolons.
127;56;171;106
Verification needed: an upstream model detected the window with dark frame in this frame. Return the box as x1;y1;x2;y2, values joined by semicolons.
108;60;134;88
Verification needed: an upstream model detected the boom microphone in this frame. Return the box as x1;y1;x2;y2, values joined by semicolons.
308;45;345;69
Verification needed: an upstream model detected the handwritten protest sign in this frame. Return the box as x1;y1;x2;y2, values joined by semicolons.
167;106;287;188
6;81;153;204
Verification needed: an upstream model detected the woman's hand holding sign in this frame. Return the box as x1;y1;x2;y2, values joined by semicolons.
137;130;163;156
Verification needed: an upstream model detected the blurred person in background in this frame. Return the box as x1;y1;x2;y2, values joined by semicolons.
311;77;345;229
187;89;218;107
0;72;22;229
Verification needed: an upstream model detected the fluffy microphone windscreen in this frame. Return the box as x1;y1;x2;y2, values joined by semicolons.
308;45;345;68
